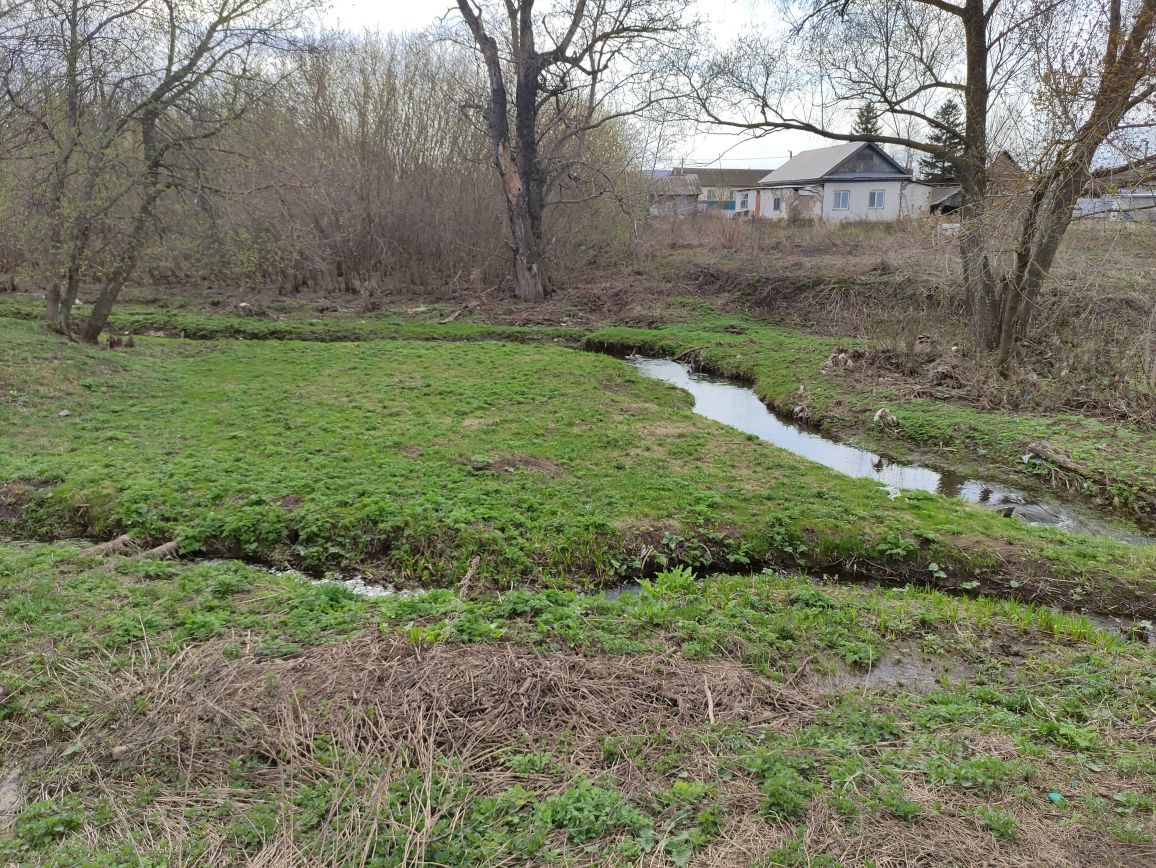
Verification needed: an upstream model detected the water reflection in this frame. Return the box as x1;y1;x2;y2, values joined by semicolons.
629;358;1149;545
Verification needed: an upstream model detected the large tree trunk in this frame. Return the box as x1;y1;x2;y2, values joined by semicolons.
957;0;998;350
456;0;551;303
509;203;545;301
44;264;85;337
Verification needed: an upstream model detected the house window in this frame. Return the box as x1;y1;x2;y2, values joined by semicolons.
833;189;850;210
773;197;782;212
868;189;886;208
706;188;717;201
739;192;749;209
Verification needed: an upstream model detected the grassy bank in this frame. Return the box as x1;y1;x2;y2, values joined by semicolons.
0;299;583;344
2;318;1154;614
586;318;1156;529
1;542;1153;865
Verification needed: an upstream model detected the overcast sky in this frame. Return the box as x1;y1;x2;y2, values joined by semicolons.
324;0;832;169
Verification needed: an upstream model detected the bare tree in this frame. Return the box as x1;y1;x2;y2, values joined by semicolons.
452;0;691;302
0;0;320;342
694;0;1156;370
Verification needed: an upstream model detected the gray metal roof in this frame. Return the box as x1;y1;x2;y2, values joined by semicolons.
758;142;908;185
674;168;768;188
649;173;701;196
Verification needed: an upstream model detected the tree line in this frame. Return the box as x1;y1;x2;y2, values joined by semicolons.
0;0;665;339
1;0;1153;375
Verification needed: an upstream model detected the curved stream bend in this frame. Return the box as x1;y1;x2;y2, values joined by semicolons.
628;357;1150;546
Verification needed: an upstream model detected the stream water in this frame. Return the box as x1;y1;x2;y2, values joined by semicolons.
627;357;1151;546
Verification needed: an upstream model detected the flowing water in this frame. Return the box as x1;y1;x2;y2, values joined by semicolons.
627;357;1151;546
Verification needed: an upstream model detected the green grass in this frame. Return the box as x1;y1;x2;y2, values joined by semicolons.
586;317;1156;524
2;543;1154;865
0;297;584;344
3;317;1154;612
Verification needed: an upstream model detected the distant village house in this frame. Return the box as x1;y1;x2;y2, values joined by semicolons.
646;172;701;216
732;142;932;222
1076;158;1156;223
671;168;767;212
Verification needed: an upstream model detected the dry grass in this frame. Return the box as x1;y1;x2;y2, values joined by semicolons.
636;215;1156;423
9;629;1152;866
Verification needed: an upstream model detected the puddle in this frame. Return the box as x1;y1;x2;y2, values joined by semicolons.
816;653;970;693
0;766;22;834
627;357;1150;545
1077;609;1156;645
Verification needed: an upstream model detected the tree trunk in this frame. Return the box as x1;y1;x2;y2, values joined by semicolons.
77;112;166;343
44;283;70;335
78;281;123;344
510;203;546;301
456;0;550;303
957;0;996;350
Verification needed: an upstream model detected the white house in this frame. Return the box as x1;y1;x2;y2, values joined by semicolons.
735;142;928;222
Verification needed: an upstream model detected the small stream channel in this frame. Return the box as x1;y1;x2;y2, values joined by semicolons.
627;357;1152;546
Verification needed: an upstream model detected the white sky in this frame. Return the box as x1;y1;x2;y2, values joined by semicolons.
323;0;829;169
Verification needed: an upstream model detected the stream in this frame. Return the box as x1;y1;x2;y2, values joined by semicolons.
627;357;1151;546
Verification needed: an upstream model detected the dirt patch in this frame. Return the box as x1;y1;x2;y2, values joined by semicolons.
0;480;53;528
460;415;499;429
278;495;303;512
0;484;26;525
467;453;566;476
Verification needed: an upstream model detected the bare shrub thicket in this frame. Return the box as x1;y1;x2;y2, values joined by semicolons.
0;26;648;320
135;30;649;304
0;0;324;341
136;33;507;301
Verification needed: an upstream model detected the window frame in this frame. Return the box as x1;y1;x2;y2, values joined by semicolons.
868;189;886;209
832;189;850;210
772;197;782;212
738;192;749;209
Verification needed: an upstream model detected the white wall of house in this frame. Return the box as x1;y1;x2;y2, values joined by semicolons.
733;188;759;215
735;180;935;222
820;180;905;221
760;187;820;220
899;182;933;218
1075;191;1156;222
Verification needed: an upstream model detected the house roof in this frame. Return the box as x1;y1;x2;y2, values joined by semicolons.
672;168;768;188
1088;156;1156;194
758;142;908;186
928;185;961;207
648;173;700;196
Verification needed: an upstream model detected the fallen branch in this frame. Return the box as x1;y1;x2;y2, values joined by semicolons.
1027;440;1156;512
77;534;139;558
139;540;179;560
438;303;473;325
703;675;715;725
